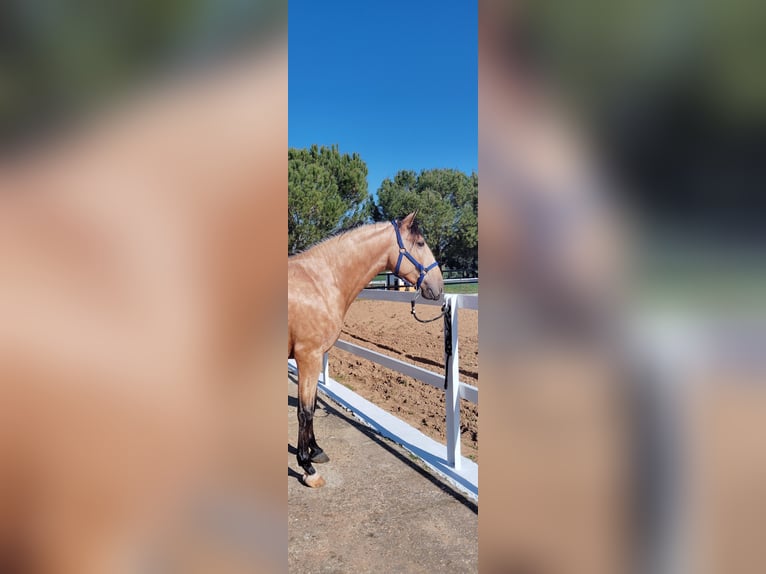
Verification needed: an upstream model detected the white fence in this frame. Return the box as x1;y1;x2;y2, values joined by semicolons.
292;289;479;499
366;271;478;289
326;290;478;468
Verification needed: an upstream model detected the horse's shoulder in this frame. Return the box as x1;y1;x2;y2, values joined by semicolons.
288;254;327;288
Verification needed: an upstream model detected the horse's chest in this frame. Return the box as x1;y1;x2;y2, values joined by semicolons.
311;312;344;350
289;296;343;347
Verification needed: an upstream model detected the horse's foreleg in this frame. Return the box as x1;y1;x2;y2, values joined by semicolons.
296;354;325;488
308;393;330;464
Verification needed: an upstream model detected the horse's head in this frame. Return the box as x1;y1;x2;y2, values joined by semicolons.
388;212;444;300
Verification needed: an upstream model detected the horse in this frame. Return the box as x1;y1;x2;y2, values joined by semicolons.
287;212;444;487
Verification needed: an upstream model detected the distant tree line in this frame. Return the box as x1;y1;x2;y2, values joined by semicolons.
288;145;478;273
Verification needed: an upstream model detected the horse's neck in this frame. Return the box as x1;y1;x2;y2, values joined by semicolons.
319;223;391;313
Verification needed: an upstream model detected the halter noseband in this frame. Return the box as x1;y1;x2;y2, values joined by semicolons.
391;219;439;290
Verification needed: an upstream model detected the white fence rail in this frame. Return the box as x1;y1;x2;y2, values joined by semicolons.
366;271;478;289
326;289;478;470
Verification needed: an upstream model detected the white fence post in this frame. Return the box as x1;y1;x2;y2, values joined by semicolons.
322;352;330;386
306;289;478;475
445;295;461;469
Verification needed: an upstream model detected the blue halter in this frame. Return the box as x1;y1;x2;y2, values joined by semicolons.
391;220;439;290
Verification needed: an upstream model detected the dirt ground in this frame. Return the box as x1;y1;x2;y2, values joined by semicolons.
328;299;479;461
288;375;479;573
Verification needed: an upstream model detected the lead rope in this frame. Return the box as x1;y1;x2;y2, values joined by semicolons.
410;293;452;390
442;299;452;390
409;292;446;324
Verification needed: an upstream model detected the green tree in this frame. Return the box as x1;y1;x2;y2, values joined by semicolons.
376;168;478;272
442;171;478;271
288;144;372;253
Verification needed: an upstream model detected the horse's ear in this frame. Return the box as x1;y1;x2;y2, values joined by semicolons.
401;211;418;230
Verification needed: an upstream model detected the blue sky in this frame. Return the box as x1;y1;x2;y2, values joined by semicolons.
289;1;477;198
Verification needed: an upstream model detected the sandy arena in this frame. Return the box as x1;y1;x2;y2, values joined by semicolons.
327;298;479;461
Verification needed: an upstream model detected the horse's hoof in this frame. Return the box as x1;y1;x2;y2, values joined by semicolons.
311;451;330;464
303;472;326;488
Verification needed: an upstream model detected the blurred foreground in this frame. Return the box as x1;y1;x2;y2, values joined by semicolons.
480;1;765;573
0;6;287;572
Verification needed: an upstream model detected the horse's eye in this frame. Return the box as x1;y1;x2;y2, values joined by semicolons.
417;241;425;247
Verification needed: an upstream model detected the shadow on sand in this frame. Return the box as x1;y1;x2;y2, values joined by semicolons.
287;380;477;513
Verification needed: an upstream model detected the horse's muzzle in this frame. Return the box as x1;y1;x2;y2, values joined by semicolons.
421;284;443;301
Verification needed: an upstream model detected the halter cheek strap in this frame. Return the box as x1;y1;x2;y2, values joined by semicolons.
391;220;439;290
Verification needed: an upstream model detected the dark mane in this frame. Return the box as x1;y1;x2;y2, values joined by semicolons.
289;216;423;259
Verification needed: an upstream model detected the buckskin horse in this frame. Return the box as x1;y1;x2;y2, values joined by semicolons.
288;213;444;487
